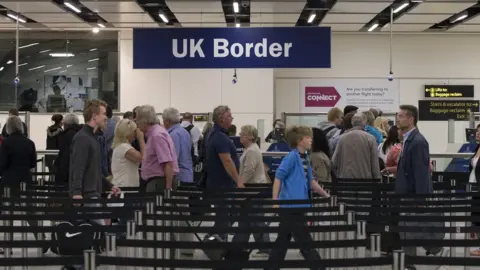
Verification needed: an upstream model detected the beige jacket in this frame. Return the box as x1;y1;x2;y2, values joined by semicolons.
311;151;332;182
332;127;381;180
239;143;267;184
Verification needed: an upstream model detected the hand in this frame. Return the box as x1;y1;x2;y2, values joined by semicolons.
237;181;245;188
135;128;144;141
111;186;121;195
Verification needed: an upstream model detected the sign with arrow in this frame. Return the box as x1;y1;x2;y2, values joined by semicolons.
418;100;479;121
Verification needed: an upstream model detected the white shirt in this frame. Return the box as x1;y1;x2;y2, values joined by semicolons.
181;121;202;156
111;143;140;187
470;157;478;183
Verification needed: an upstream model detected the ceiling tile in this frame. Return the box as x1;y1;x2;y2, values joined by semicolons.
250;1;305;13
395;14;452;24
166;1;223;13
80;1;145;13
380;24;429;32
250;14;299;23
320;23;363;32
100;13;155;24
448;24;480;32
409;2;473;14
323;13;376;24
331;1;391;13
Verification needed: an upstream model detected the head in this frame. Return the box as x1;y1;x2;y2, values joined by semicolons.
202;122;213;136
362;111;375;126
83;99;107;130
374;117;389;133
351;112;367;128
183;112;193;123
53;85;61;95
476;124;480;143
106;105;113;119
383;125;400;153
113;119;138;149
397;105;418;131
212;105;233;129
273;119;285;129
8;108;19;117
343;105;358;116
239;125;258;147
369;108;379;119
132;106;139;121
342;112;355;131
327;107;344;125
123;111;134;120
228;125;237;136
6;116;23;135
162;107;181;129
312;127;331;158
63;113;79;129
51;114;63;126
135;105;160;132
286;125;313;152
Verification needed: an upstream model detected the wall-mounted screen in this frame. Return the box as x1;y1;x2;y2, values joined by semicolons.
424;85;474;98
418;100;479;121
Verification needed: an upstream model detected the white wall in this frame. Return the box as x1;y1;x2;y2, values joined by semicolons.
276;33;480;153
119;30;274;138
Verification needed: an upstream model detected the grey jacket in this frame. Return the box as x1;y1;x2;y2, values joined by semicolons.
311;151;332;182
69;125;112;198
332;127;381;180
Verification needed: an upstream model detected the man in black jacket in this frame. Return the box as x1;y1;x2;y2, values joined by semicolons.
54;114;82;184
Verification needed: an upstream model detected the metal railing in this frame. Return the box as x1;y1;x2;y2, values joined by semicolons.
282;112;398;127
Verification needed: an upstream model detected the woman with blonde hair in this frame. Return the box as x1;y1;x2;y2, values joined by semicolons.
111;119;145;187
374;116;389;139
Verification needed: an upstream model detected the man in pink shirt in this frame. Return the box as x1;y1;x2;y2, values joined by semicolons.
135;105;179;192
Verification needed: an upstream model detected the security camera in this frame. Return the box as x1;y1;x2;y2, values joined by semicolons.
232;74;238;84
241;1;249;7
13;75;19;84
387;72;393;82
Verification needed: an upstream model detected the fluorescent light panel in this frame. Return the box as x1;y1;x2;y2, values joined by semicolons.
39;49;51;53
0;67;4;71
6;60;13;64
97;23;105;28
18;63;28;67
28;65;45;71
368;23;379;32
233;2;239;13
393;2;409;13
66;65;73;68
92;28;100;33
88;58;99;62
89;48;97;51
64;1;81;13
159;14;168;23
50;53;74;57
86;67;96;70
19;43;39;49
235;23;240;28
59;70;67;73
7;13;26;23
44;67;62;72
308;13;316;23
453;14;468;23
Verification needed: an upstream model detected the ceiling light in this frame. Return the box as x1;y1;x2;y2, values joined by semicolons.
49;53;74;57
233;2;239;13
307;13;316;23
6;60;13;64
86;67;97;70
59;70;67;73
92;27;100;34
97;23;105;28
235;23;240;28
19;43;39;49
7;12;26;23
66;64;73;68
88;58;99;62
393;2;409;13
159;13;169;23
18;63;28;67
44;67;62;73
64;1;81;13
451;12;468;23
89;48;97;51
39;49;51;53
0;67;4;71
368;22;379;32
28;65;45;71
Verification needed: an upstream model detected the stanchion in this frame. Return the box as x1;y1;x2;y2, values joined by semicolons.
106;233;117;270
155;194;164;267
83;249;96;270
346;211;355;259
449;179;456;258
370;233;381;270
327;195;337;260
3;187;12;263
134;210;144;270
145;202;155;270
126;220;136;258
164;188;177;270
20;182;28;268
392;250;405;270
465;183;472;264
356;220;366;270
338;203;346;264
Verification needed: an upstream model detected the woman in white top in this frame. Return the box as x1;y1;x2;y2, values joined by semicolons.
469;124;480;256
111;119;145;188
377;126;400;163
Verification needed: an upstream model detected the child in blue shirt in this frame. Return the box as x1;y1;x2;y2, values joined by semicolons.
268;126;327;270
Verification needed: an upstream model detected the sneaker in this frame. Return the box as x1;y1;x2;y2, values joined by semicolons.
252;250;269;258
428;247;450;270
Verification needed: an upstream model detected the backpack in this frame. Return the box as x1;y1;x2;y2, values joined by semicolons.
50;220;105;255
185;125;199;165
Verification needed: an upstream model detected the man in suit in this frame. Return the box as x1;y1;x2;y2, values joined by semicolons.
395;105;448;270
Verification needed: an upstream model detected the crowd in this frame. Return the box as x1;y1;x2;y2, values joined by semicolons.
0;100;477;270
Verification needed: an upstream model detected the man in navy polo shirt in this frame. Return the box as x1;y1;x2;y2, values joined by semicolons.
206;105;244;241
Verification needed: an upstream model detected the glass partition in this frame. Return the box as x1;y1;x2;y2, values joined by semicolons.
282;113;328;128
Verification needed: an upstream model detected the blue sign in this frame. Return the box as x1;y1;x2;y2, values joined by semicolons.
133;27;331;69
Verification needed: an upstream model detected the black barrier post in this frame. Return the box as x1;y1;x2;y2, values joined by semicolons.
145;202;155;270
126;220;136;259
346;210;355;259
465;183;472;260
450;179;456;258
83;249;96;270
328;195;337;260
371;233;381;270
356;220;366;263
155;194;164;268
20;182;28;266
338;203;346;262
134;210;144;270
392;250;405;270
3;186;12;263
106;233;116;270
164;188;177;270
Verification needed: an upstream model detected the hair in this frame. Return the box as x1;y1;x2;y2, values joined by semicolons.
342;112;355;130
327;107;343;122
374;117;389;137
352;112;366;128
8;108;19;116
240;125;258;142
228;125;237;136
6;116;23;135
183;112;193;121
399;105;419;126
362;111;375;126
369;108;379;119
312;127;331;158
202;122;213;137
286;125;312;148
273;119;283;128
51;114;63;125
63;113;79;126
212;105;230;124
106;105;113;119
113;119;137;149
83;99;107;122
162;107;182;124
123;111;134;119
135;105;160;125
343;105;358;115
132;106;139;119
382;125;400;154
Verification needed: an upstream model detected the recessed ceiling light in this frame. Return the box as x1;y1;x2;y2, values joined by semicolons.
44;67;62;73
233;2;239;13
18;63;28;67
86;67;97;70
7;12;26;23
92;27;100;34
159;13;169;23
393;2;409;13
50;53;74;57
28;65;45;71
307;13;316;23
39;49;51;53
0;67;4;71
368;23;379;32
88;58;99;62
97;23;105;28
66;65;73;68
90;48;97;52
6;60;13;64
59;70;67;73
64;1;81;13
19;43;39;49
235;23;240;28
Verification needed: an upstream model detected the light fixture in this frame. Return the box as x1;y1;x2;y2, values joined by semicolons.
59;70;67;73
89;48;97;51
44;67;62;72
233;1;239;13
86;67;97;70
39;49;51;53
19;43;39;49
7;12;26;23
64;0;81;13
0;67;4;71
92;27;100;33
49;53;74;57
159;13;169;23
97;23;105;28
235;23;240;28
451;12;468;23
368;22;379;32
393;1;409;13
307;13;316;23
28;65;45;71
88;58;99;62
66;64;73;68
18;63;28;67
6;60;13;64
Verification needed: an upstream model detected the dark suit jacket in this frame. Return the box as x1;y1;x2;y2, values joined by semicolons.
469;145;480;183
395;128;432;194
0;132;36;188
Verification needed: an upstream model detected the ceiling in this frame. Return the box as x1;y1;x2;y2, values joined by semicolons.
0;0;479;33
